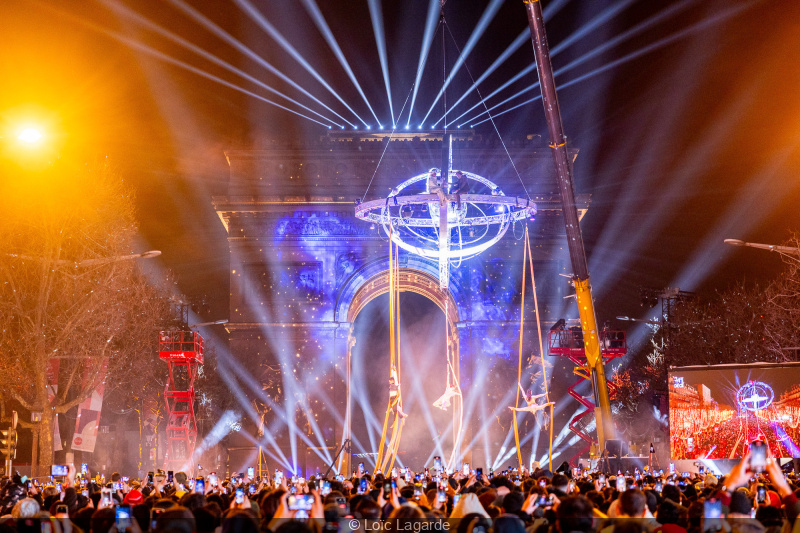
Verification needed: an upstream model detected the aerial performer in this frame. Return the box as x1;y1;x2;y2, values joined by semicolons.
388;366;407;419
433;385;460;411
426;168;447;205
509;382;553;414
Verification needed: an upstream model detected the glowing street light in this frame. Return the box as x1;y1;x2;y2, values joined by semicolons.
724;239;800;260
17;127;43;144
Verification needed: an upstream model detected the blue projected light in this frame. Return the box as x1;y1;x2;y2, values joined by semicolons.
736;381;774;412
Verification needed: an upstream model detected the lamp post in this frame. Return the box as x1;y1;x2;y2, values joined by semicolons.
724;239;800;261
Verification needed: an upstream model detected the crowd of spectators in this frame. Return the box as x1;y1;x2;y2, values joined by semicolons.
0;447;798;533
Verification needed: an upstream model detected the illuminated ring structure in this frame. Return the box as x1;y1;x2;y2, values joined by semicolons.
736;381;774;412
355;170;536;287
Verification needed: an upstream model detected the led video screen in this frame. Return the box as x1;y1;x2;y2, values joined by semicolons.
668;364;800;460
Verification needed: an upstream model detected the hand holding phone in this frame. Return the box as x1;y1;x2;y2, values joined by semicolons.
750;440;768;473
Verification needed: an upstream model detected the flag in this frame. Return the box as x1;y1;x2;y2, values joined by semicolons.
71;383;105;453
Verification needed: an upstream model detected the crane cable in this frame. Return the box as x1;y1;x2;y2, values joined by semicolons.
512;225;553;471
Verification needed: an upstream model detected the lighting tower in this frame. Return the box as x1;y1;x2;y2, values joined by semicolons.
524;2;615;448
158;330;204;472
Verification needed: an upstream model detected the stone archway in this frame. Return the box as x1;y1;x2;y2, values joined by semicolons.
340;267;464;472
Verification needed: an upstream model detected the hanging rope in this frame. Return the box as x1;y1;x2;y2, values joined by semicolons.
525;226;553;471
375;236;406;473
512;231;529;470
512;225;554;471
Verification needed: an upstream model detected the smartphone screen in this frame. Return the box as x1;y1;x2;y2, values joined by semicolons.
358;462;365;475
704;497;722;521
616;477;625;492
437;487;447;502
476;467;483;477
750;440;767;473
81;463;88;475
383;481;392;499
461;463;469;476
147;471;154;484
599;474;606;486
51;465;68;477
247;467;255;478
167;471;174;483
669;463;675;474
434;456;442;470
321;480;331;496
116;505;132;530
194;478;205;494
288;494;314;511
757;485;767;503
359;478;367;494
235;488;245;504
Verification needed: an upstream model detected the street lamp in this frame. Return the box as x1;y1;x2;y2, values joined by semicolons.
724;239;800;260
17;127;43;144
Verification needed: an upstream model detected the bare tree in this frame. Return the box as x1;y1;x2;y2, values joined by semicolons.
0;162;173;476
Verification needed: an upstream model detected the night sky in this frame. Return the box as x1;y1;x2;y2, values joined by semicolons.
3;0;800;345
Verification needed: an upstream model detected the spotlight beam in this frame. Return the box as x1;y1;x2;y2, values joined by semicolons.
419;0;504;127
105;0;344;128
435;0;636;128
465;0;754;127
298;0;381;125
405;0;441;128
166;0;357;128
456;0;706;128
237;0;373;127
431;30;529;129
367;0;394;125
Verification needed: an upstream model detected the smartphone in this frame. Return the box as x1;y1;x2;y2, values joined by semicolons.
116;504;132;530
462;463;469;476
150;508;165;530
113;482;123;491
247;467;255;478
750;440;767;473
489;469;494;479
56;504;69;515
383;481;393;499
101;488;113;507
616;477;625;492
699;465;705;474
539;478;547;488
413;482;423;499
249;485;256;495
57;482;63;493
704;498;722;530
453;494;461;506
669;463;675;474
147;471;154;484
358;462;365;475
536;495;548;506
81;463;88;475
476;467;483;478
757;485;767;503
437;486;447;502
287;494;314;511
391;467;398;479
599;474;606;486
655;481;663;493
235;488;245;504
51;465;69;477
167;471;174;483
359;478;368;495
434;456;442;471
194;478;205;494
335;475;344;483
321;480;331;496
